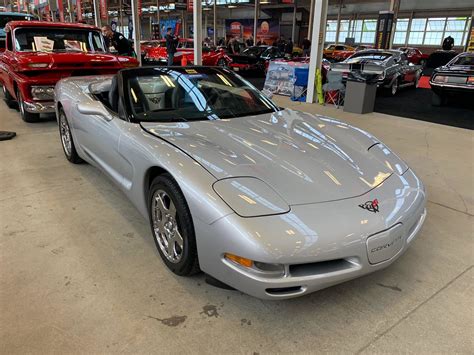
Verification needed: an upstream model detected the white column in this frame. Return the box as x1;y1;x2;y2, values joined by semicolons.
213;0;217;45
335;0;342;44
131;0;141;65
156;0;160;39
291;1;297;42
93;0;100;27
193;0;202;65
306;0;328;103
308;0;315;39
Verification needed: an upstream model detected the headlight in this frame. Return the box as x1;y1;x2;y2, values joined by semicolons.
31;86;55;101
28;63;49;68
213;177;290;217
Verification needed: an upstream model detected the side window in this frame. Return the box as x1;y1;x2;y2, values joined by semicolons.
335;45;345;50
6;32;12;51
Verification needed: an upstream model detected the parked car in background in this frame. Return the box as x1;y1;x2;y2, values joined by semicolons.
229;45;285;74
323;44;355;61
0;21;138;122
0;12;36;49
144;38;231;66
331;49;422;95
332;44;374;62
429;52;474;106
397;47;429;66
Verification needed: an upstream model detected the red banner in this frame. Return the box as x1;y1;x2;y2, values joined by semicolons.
138;0;142;16
45;5;51;21
100;0;107;20
187;0;193;13
76;0;83;22
58;0;65;22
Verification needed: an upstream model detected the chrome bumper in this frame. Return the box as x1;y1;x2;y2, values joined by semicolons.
23;101;56;114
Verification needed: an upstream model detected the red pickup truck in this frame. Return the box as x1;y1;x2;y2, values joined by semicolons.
0;21;138;122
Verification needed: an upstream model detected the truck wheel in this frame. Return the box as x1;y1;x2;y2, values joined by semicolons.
2;85;17;109
17;89;40;123
431;92;447;106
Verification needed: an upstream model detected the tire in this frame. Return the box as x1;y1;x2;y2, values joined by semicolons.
148;174;200;276
431;92;446;106
2;85;17;109
17;89;40;123
389;78;399;96
58;107;83;164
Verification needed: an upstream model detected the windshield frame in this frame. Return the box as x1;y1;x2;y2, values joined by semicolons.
120;67;280;124
12;27;106;53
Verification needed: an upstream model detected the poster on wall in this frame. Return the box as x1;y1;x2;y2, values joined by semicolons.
159;18;182;38
225;19;279;45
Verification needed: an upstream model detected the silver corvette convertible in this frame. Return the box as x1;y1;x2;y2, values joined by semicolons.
55;67;426;299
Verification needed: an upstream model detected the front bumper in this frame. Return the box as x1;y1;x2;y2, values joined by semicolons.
230;63;256;72
430;82;474;95
195;169;426;299
22;100;56;114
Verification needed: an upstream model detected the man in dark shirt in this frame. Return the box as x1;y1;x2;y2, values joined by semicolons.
101;25;134;57
302;37;311;56
165;27;179;66
285;38;294;57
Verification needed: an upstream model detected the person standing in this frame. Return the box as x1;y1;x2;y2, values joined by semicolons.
285;38;294;58
101;25;134;57
302;37;311;57
165;27;179;66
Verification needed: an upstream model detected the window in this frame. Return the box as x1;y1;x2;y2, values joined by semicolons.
393;19;409;45
338;20;350;42
444;17;469;46
325;20;337;43
408;18;426;45
423;18;445;45
360;20;376;43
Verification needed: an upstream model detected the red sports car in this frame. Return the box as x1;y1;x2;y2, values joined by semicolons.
397;47;429;66
144;38;231;66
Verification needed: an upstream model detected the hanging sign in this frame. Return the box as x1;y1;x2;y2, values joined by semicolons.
100;0;108;20
76;0;83;22
58;0;65;22
375;11;394;49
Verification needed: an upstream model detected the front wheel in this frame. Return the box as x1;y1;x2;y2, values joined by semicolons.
58;108;83;164
148;174;200;276
17;89;40;123
431;92;447;106
2;85;17;109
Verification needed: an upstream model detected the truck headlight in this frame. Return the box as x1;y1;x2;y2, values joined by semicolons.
31;86;55;101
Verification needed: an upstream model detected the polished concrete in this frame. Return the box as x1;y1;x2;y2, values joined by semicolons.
0;97;472;353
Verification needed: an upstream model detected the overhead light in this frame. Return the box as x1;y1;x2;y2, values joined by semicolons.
203;7;211;10
260;0;270;3
228;5;237;8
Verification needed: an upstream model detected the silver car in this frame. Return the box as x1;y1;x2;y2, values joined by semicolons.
54;67;426;299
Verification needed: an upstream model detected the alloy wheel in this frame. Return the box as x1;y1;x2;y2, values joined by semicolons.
59;113;72;158
152;190;184;263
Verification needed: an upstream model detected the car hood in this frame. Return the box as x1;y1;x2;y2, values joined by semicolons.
15;52;124;70
141;109;405;205
437;64;474;75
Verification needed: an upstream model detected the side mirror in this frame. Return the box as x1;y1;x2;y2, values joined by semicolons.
76;102;112;121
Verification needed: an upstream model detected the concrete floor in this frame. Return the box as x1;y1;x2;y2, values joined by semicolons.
0;96;472;354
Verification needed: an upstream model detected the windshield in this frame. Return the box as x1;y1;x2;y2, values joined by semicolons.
242;46;266;57
451;55;474;66
124;67;279;123
0;14;34;28
346;52;392;63
14;27;106;53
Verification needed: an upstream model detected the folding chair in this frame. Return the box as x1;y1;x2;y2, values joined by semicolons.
323;71;345;108
291;67;309;102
